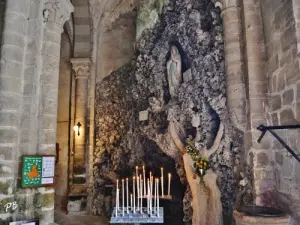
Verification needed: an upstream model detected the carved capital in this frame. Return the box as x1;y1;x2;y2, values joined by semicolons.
71;58;91;79
43;0;74;32
215;0;240;11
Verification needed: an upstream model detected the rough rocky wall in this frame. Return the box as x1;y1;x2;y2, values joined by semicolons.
260;0;300;223
93;0;248;224
136;0;168;38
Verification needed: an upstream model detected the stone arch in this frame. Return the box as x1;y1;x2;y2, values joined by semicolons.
72;0;91;57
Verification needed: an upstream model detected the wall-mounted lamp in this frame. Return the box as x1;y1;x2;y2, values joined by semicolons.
73;122;82;136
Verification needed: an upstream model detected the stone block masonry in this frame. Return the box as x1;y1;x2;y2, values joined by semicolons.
0;0;73;224
260;0;300;222
0;0;28;223
215;0;300;222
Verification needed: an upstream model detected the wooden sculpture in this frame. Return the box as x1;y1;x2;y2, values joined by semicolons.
169;120;224;225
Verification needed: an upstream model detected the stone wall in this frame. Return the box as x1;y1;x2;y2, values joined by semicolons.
260;0;300;222
0;0;73;224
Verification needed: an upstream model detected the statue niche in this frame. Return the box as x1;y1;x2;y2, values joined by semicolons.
167;45;182;99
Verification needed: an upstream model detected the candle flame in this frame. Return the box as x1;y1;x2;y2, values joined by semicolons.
126;178;128;181
133;176;135;179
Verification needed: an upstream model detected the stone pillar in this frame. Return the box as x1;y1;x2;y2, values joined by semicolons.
242;0;273;204
0;0;73;224
215;0;247;132
37;0;73;223
86;61;96;213
0;0;28;210
70;58;90;192
37;0;74;153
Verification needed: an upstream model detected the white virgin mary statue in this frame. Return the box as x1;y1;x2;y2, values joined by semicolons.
167;45;182;99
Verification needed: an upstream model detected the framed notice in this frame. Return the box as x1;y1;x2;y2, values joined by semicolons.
21;155;55;188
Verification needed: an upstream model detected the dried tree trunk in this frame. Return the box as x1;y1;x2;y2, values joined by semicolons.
183;153;209;225
169;121;224;225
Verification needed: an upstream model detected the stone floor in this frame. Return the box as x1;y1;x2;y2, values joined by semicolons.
54;210;109;225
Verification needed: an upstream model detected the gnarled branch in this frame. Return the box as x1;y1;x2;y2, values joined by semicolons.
169;120;186;154
203;122;224;158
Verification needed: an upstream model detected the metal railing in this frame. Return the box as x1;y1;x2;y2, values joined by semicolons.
257;124;300;163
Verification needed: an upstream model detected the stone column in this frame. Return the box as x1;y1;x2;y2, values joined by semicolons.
242;0;273;204
37;0;73;223
38;0;74;153
70;58;90;192
86;61;96;213
215;0;247;132
0;0;28;208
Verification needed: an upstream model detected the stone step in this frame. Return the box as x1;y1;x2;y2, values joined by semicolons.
67;196;87;214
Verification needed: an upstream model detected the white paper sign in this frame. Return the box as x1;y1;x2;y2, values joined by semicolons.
41;177;54;184
139;110;149;121
42;157;55;177
9;222;37;225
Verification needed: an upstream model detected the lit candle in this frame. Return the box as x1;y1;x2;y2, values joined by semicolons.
122;179;125;216
115;188;118;217
126;178;129;213
150;172;153;199
136;166;139;210
154;178;157;215
147;179;150;214
131;194;133;210
116;179;119;210
168;173;171;196
161;167;164;197
143;166;146;196
150;176;153;213
140;176;143;213
137;176;140;210
157;179;160;216
117;188;120;210
133;176;136;213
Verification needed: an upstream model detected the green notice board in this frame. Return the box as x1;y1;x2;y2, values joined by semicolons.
22;156;55;188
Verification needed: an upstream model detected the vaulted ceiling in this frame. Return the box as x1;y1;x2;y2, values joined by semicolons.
70;0;138;60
